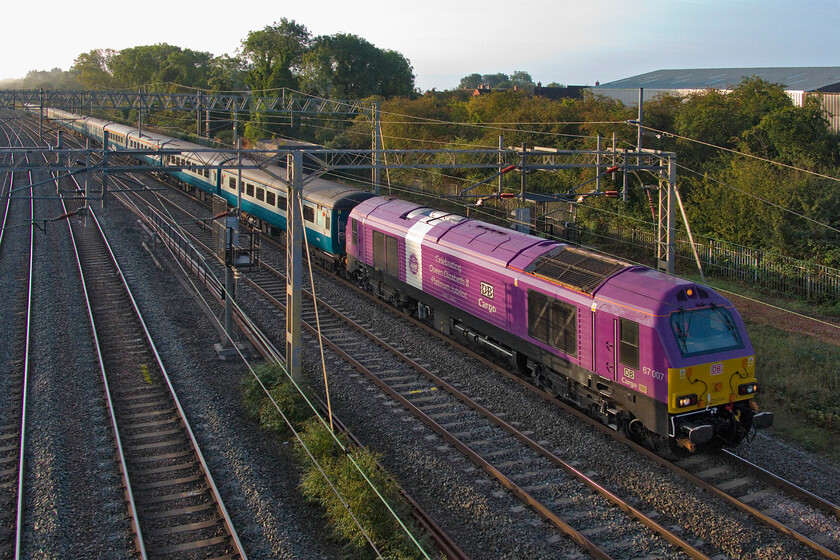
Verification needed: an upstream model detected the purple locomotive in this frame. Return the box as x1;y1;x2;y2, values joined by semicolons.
346;197;773;451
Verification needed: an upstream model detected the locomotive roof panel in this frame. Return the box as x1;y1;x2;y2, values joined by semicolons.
597;267;733;316
436;219;549;268
524;247;631;294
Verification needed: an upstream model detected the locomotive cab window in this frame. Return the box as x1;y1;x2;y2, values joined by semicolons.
528;290;577;356
670;307;744;358
619;319;639;370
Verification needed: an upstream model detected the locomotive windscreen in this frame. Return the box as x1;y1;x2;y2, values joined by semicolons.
527;248;627;294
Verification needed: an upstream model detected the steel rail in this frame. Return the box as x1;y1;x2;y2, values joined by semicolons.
14;156;34;560
59;178;148;558
720;448;840;519
0;113;37;560
55;162;247;559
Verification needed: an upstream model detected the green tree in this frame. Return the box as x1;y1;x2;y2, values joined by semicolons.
208;54;247;93
459;73;483;90
108;44;213;90
510;70;535;92
70;49;116;89
739;96;838;168
300;33;414;99
481;73;510;88
7;68;81;90
240;18;310;93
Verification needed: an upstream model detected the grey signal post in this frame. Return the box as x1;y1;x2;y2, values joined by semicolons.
286;151;303;383
101;131;108;208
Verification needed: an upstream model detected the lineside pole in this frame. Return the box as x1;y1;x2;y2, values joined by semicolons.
674;182;706;283
656;155;676;274
101;131;109;209
85;138;90;226
286;150;302;383
372;102;381;195
498;135;504;196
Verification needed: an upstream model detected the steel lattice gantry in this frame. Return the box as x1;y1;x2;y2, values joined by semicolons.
0;89;376;117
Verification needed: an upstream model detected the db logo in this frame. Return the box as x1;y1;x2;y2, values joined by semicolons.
710;363;724;376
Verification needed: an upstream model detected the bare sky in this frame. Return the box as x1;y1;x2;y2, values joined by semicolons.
2;0;838;91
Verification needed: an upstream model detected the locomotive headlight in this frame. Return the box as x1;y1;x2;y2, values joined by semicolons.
677;394;698;408
738;382;759;396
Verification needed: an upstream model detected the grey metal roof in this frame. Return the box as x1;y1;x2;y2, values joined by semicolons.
594;67;840;92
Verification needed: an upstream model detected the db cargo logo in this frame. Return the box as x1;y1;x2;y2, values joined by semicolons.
480;281;494;299
710;363;724;375
409;253;419;275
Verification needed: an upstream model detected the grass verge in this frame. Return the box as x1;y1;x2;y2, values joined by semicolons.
746;320;840;462
242;364;433;559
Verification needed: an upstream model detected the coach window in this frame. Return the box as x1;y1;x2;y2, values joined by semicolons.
228;177;236;191
246;183;254;197
324;210;330;231
303;205;314;223
277;194;287;210
266;191;275;206
256;187;265;202
619;319;640;370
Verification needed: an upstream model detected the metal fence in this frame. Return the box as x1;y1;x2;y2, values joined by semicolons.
586;223;840;301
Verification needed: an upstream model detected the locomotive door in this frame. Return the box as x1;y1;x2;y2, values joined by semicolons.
594;311;618;381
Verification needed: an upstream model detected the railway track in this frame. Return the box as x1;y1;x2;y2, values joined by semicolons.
0;117;35;560
60;189;246;558
672;450;840;559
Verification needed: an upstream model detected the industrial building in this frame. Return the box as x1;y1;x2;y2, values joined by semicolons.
591;67;840;130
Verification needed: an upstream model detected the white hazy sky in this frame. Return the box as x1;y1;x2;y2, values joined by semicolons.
2;0;838;91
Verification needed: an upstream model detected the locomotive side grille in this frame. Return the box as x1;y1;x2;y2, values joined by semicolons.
528;248;627;294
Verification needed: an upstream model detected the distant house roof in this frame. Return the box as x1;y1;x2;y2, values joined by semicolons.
593;67;840;92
